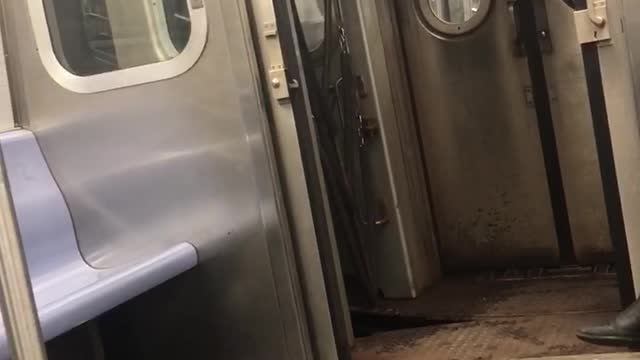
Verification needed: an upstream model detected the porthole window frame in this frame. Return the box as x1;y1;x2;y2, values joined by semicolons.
26;0;208;94
419;0;492;36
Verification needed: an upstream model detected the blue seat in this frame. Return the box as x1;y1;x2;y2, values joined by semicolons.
0;130;197;358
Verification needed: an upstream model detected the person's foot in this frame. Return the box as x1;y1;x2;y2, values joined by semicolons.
578;299;640;346
577;324;640;346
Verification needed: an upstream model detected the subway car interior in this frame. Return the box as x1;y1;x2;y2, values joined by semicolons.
0;0;640;359
291;0;640;358
297;0;639;359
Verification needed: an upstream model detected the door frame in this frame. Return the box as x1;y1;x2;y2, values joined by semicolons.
0;0;334;358
574;0;636;305
265;0;354;358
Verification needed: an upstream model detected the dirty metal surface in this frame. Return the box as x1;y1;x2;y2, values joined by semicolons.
352;313;627;360
356;275;620;321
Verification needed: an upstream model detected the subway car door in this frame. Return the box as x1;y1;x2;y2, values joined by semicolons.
396;0;640;283
396;0;565;270
0;0;332;359
396;0;640;305
575;0;640;305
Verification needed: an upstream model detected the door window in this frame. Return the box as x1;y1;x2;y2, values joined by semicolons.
429;0;482;24
420;0;492;36
28;0;207;92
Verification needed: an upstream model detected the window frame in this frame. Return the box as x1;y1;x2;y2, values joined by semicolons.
418;0;492;37
27;0;208;93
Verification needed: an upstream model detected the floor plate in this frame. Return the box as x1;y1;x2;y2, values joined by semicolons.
352;313;629;360
520;354;640;360
352;275;626;360
354;275;620;321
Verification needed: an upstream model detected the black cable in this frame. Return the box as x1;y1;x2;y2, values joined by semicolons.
293;0;378;304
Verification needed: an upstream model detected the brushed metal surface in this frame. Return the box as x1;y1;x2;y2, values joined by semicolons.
7;0;254;268
542;0;612;263
252;0;346;357
338;0;441;298
593;0;640;295
397;0;559;269
624;0;640;104
1;0;315;359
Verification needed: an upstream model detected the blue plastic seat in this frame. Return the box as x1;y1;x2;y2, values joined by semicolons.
0;130;197;358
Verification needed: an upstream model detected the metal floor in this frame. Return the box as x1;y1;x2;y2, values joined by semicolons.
351;270;632;360
523;354;640;360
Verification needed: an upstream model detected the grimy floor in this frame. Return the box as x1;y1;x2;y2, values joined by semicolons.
524;355;640;360
351;269;635;360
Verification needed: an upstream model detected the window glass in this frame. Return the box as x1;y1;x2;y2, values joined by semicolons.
429;0;483;24
420;0;490;36
44;0;192;76
295;0;325;51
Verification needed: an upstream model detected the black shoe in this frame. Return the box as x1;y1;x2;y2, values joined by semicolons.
578;299;640;346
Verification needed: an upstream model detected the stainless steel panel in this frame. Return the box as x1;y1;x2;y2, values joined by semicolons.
1;0;314;358
623;0;640;126
397;0;559;269
338;0;441;298
252;0;347;357
543;0;612;262
8;0;255;268
612;0;640;294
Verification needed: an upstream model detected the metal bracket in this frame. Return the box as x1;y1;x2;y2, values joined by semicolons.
574;0;611;45
269;65;290;101
262;20;290;101
263;21;278;38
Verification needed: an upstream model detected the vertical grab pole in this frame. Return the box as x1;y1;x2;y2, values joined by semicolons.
0;155;47;360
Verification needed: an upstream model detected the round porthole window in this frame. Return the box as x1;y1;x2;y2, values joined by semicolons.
420;0;492;36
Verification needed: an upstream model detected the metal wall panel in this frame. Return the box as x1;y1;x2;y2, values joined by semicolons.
543;0;612;263
396;0;560;270
337;0;441;298
623;0;640;131
1;0;314;358
605;0;640;295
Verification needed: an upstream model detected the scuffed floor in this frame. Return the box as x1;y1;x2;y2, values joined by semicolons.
522;354;640;359
352;313;626;360
351;273;631;360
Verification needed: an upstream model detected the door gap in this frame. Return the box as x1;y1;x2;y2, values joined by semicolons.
516;0;576;264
